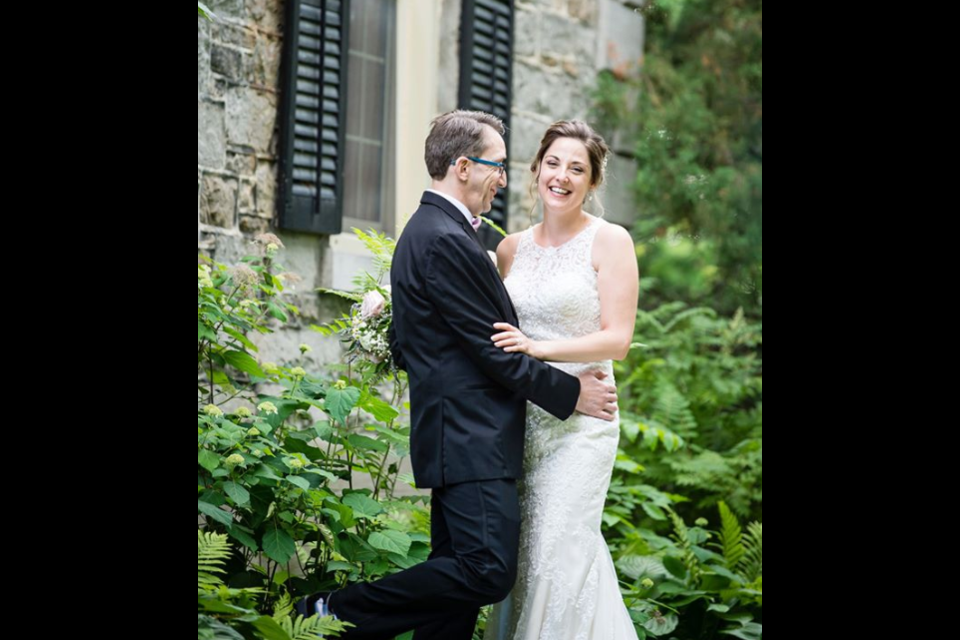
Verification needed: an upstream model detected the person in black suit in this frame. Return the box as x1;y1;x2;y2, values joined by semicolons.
298;110;618;640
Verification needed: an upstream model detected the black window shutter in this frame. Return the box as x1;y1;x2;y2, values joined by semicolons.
459;0;515;241
277;0;350;234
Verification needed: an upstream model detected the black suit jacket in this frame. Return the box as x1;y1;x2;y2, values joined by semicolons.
389;191;581;488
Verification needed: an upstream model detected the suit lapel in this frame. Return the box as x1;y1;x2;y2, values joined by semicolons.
421;192;488;252
420;192;518;324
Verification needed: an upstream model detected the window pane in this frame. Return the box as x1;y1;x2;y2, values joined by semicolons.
343;0;395;226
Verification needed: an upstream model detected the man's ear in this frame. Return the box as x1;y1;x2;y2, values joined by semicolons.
453;157;470;181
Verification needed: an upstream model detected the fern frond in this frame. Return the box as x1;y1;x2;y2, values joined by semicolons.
717;501;745;571
669;450;732;487
317;288;363;303
310;318;351;337
643;301;689;328
635;309;669;335
651;382;698;437
740;522;762;581
272;592;295;621
197;614;244;640
350;271;382;292
352;228;397;256
198;530;232;589
668;509;702;585
280;612;346;640
662;306;718;333
352;228;396;277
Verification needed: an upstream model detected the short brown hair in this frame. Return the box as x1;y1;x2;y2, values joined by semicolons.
425;110;506;180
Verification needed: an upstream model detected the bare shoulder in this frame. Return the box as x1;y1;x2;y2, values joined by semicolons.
496;232;522;278
592;220;634;269
595;219;632;244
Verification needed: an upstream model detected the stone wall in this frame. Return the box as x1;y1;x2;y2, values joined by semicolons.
508;0;645;231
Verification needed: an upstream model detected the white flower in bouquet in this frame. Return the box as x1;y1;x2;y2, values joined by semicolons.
349;287;393;366
361;290;387;319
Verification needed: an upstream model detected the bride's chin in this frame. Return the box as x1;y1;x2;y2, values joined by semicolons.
543;201;576;215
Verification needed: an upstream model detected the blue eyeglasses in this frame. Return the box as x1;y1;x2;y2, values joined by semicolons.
451;156;507;176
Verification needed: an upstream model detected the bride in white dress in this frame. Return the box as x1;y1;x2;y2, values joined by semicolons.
483;121;640;640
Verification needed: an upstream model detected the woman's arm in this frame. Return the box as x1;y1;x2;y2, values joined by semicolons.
492;223;639;362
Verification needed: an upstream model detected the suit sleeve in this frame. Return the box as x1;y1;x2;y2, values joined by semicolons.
388;318;406;371
424;232;580;420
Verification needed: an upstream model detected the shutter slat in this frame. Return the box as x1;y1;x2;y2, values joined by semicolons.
301;3;322;22
279;0;350;234
295;139;318;154
474;33;494;50
296;94;320;110
297;62;321;80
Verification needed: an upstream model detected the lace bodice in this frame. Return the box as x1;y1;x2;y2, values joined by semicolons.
504;216;605;373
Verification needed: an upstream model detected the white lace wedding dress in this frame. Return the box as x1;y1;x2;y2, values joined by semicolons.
484;216;638;640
